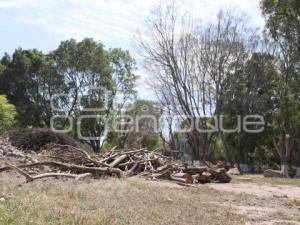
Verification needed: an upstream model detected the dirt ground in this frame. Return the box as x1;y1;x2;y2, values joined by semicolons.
208;175;300;225
0;172;300;225
208;179;300;199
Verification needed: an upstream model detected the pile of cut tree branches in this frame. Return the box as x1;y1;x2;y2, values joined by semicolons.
0;129;231;185
0;146;231;185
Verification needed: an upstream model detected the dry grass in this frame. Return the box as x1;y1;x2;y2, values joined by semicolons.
0;173;243;225
1;172;300;225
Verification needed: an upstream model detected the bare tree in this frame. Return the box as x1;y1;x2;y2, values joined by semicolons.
138;2;209;161
138;2;259;163
196;10;260;166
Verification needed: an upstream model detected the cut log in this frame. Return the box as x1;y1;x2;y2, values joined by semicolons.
227;167;240;175
99;153;120;163
109;155;128;167
263;165;292;178
263;169;282;178
192;174;200;184
172;172;187;178
170;174;194;184
198;172;212;184
181;167;207;175
125;163;139;176
156;165;172;173
208;168;231;183
172;173;194;184
150;169;172;179
119;159;156;167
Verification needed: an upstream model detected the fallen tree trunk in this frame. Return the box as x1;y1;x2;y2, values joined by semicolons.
264;169;284;178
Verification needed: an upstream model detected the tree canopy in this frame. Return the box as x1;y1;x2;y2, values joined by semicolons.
0;38;137;151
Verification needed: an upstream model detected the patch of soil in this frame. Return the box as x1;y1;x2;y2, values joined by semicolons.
207;183;300;199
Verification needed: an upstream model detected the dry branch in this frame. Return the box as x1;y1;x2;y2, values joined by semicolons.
4;163;92;182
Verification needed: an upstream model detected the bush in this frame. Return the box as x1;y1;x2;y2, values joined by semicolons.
0;95;16;131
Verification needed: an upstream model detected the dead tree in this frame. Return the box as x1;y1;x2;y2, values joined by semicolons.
138;3;257;163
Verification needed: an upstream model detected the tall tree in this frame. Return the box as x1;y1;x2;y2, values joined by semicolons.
139;3;259;162
221;53;278;169
261;0;300;176
51;38;137;152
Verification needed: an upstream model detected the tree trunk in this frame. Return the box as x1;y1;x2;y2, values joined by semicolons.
235;131;244;175
295;167;300;178
220;132;231;164
273;133;293;178
280;164;289;178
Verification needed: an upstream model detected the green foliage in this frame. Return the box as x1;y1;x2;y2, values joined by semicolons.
140;133;160;151
250;145;279;168
0;49;62;127
51;39;137;152
0;95;17;130
105;99;161;150
218;53;279;165
0;38;137;152
261;0;300;46
261;0;300;166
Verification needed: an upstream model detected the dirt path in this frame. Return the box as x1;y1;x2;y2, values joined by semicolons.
206;182;300;224
207;183;300;199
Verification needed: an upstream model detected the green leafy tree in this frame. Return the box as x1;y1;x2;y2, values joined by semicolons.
220;53;279;167
50;38;137;152
261;0;300;176
0;49;63;127
0;38;137;152
0;95;17;130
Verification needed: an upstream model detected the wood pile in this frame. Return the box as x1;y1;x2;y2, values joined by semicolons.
0;146;231;185
0;129;231;185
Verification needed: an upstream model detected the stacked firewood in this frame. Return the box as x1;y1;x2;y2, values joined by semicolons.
0;144;231;185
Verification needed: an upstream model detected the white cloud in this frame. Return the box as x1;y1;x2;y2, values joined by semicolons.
0;0;264;99
0;0;41;9
0;0;264;46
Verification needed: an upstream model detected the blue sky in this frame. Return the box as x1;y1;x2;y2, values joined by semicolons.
0;0;264;99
